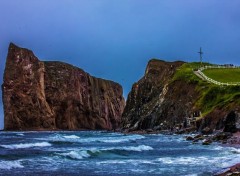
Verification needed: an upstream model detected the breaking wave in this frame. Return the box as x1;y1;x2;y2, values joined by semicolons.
98;135;145;143
0;142;52;149
0;160;24;170
56;145;153;160
57;150;90;160
62;135;80;139
156;156;235;167
41;133;145;144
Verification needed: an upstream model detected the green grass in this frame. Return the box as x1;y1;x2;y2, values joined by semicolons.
171;62;240;117
172;62;212;84
196;85;240;115
203;68;240;83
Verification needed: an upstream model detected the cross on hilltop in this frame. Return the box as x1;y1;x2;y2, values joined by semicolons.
198;47;203;65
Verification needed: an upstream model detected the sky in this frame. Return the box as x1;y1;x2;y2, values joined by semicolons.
1;0;240;129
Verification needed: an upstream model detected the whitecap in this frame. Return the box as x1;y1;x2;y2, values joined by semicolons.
57;144;153;160
0;160;24;170
98;134;145;143
16;133;24;136
211;146;224;151
120;145;153;152
97;160;127;164
57;150;90;160
157;157;174;164
38;133;145;144
227;147;240;154
63;135;80;139
130;169;146;173
156;156;229;166
90;145;153;152
0;142;52;149
97;159;154;165
88;145;153;153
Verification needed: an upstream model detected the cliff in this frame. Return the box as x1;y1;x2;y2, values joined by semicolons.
2;43;125;130
122;59;240;133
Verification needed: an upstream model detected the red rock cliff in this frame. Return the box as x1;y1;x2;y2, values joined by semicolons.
2;43;125;130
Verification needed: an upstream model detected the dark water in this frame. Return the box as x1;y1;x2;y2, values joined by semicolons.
0;131;239;176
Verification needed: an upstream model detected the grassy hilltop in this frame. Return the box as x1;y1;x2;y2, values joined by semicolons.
203;68;240;83
173;62;240;118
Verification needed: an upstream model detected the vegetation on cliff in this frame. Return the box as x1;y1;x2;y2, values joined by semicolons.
122;59;240;132
173;62;240;118
203;68;240;83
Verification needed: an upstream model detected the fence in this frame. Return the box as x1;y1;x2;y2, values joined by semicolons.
194;65;240;86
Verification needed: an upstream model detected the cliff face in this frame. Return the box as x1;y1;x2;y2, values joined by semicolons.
122;59;240;132
2;43;125;130
121;59;190;130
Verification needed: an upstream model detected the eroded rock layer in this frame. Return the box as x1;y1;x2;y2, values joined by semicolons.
121;59;240;132
121;59;188;130
2;43;125;130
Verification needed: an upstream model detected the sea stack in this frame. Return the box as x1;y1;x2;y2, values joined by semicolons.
2;43;125;130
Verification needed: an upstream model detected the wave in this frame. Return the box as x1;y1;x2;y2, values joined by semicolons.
156;156;230;166
211;146;224;151
98;159;154;165
226;147;240;154
98;135;145;143
39;133;145;144
16;133;24;136
90;145;153;153
119;145;153;152
56;145;153;160
0;142;52;149
0;160;24;170
57;150;90;160
62;135;80;139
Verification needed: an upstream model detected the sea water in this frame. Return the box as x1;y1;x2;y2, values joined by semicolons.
0;131;239;176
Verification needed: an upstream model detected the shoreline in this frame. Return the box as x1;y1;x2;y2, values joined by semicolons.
215;132;240;176
1;129;240;175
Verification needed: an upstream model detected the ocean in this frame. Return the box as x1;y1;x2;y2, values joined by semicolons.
0;131;239;176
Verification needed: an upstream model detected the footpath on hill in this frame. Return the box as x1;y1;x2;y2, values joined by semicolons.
193;66;240;86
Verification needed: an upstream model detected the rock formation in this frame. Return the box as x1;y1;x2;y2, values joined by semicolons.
2;43;125;130
121;59;189;131
121;59;240;132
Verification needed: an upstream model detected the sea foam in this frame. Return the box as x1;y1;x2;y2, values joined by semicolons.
120;145;153;152
63;135;80;139
99;134;145;143
0;160;24;170
57;150;90;160
56;145;153;160
88;144;153;153
157;156;231;166
0;142;52;149
44;133;145;144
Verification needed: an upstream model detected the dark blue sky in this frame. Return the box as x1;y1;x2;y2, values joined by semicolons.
1;0;240;129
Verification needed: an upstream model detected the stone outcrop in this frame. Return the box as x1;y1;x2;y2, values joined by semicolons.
2;43;125;130
121;59;192;131
121;59;240;133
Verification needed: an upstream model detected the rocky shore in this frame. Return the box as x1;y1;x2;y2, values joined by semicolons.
2;46;240;175
214;132;240;176
216;163;240;176
122;128;240;176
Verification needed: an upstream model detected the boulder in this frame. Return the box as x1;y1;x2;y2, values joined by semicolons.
186;136;194;141
201;127;213;135
202;139;212;145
